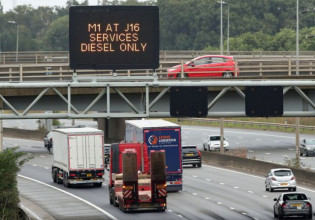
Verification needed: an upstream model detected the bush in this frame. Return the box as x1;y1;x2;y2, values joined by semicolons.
0;147;32;220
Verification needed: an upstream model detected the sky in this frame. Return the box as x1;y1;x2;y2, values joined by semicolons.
1;0;101;12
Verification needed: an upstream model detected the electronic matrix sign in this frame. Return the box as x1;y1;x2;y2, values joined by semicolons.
69;6;159;70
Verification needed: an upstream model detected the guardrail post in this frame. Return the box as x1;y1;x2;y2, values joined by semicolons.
9;68;12;81
259;62;262;76
59;67;63;81
288;58;292;76
19;64;23;81
309;62;312;76
181;60;184;78
3;54;6;65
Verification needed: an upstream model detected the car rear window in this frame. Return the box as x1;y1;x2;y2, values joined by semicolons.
274;170;292;176
284;194;307;200
182;146;197;153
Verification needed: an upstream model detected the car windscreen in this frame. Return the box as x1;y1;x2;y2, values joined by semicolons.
274;170;292;176
305;139;315;145
182;147;197;153
210;136;220;141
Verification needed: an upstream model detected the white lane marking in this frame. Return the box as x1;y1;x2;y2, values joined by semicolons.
40;155;45;158
192;175;198;178
178;215;183;218
32;164;37;167
19;204;42;220
168;210;173;213
203;164;315;193
233;186;239;189
248;191;253;194
230;207;235;210
263;195;268;198
44;167;49;169
256;139;261;141
205;178;211;181
205;197;210;200
18;175;118;220
217;202;222;205
220;182;225;185
192;193;198;196
265;152;271;155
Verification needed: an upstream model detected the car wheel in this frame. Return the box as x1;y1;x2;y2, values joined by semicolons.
292;187;296;191
222;72;233;78
274;207;278;218
184;73;188;78
208;145;211;151
198;163;202;168
307;213;312;219
269;186;273;192
306;151;309;157
265;183;268;191
203;144;207;151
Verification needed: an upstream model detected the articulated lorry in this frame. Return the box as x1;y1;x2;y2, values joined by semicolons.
109;143;167;212
51;127;105;188
125;119;182;191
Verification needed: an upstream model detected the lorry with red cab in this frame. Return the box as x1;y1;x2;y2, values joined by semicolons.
125;119;182;191
51;127;105;188
109;143;167;212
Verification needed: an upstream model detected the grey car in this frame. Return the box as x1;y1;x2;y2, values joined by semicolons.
265;168;296;192
273;192;312;219
300;139;315;157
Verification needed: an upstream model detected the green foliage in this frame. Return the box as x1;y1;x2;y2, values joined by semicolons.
0;147;32;219
0;0;315;51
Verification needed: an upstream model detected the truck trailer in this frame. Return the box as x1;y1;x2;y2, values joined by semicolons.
125;119;182;191
109;143;167;212
51;127;105;188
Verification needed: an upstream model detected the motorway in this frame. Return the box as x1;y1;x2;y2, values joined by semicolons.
4;122;315;219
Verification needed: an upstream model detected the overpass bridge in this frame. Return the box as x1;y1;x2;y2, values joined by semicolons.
0;76;314;119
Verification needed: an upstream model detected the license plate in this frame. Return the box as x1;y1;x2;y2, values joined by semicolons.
291;203;302;208
185;153;194;156
140;203;151;207
280;183;288;186
87;173;92;177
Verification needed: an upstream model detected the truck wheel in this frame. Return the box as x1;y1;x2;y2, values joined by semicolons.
63;172;71;188
56;170;63;184
52;170;57;183
119;202;126;212
94;183;102;187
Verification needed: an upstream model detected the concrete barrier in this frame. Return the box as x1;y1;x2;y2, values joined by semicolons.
201;151;315;188
3;128;46;141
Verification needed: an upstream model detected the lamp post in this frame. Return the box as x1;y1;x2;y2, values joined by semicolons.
296;0;299;75
220;0;223;55
221;2;230;53
8;21;19;62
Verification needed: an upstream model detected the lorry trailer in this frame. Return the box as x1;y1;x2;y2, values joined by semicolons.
51;127;105;188
109;143;167;212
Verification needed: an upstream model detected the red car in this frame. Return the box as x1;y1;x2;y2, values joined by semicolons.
167;55;239;78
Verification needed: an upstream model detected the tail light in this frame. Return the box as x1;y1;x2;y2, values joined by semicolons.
123;185;134;190
97;173;104;176
291;176;296;181
282;203;287;208
50;138;53;141
157;184;167;189
197;149;201;157
271;177;277;181
70;173;76;177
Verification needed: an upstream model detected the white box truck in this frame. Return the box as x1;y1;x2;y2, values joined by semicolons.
51;127;105;188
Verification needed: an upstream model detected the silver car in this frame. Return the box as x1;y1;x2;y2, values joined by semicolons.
203;135;229;151
265;168;296;192
273;192;312;219
300;139;315;157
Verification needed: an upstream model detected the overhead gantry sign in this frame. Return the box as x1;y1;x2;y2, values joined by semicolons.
69;6;159;70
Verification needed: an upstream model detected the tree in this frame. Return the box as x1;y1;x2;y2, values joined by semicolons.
40;15;69;51
0;147;32;219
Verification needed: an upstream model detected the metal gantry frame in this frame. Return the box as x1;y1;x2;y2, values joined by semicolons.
0;77;314;119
